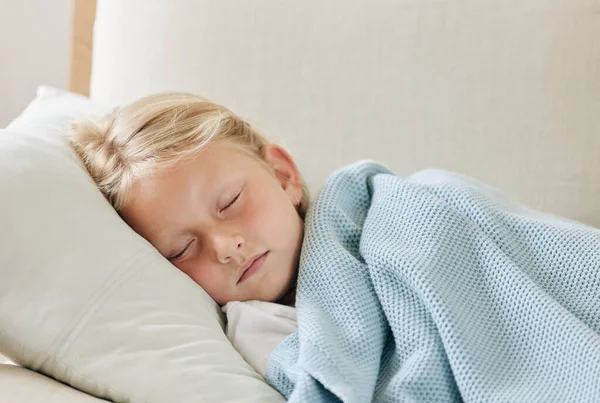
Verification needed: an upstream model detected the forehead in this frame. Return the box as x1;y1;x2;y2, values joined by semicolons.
120;142;260;236
137;142;256;195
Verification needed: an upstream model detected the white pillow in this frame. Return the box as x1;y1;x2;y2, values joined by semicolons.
0;86;284;403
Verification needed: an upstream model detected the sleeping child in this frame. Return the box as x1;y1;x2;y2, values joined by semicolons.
68;92;600;402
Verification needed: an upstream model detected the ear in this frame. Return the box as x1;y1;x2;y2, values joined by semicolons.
262;144;303;205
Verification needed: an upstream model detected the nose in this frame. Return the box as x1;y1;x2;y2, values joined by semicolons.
211;232;245;264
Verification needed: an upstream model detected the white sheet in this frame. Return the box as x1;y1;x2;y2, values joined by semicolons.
223;301;297;378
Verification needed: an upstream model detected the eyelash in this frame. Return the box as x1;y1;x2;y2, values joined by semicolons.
169;191;242;261
221;191;241;213
169;239;194;261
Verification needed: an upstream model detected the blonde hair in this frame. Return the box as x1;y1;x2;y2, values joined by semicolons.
68;92;308;218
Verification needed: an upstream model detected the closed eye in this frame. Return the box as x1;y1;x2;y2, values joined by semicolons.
168;239;194;261
221;191;241;212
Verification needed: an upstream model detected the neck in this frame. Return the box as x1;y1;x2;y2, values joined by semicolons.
276;285;296;307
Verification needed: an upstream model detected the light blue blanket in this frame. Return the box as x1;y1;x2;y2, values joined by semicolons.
266;161;600;402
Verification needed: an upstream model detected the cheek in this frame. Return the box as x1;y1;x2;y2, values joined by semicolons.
175;257;220;290
248;187;286;222
248;192;298;244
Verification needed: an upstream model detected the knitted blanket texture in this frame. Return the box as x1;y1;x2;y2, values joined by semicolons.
266;161;600;402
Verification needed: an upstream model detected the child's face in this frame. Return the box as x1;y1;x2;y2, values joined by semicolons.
120;141;304;305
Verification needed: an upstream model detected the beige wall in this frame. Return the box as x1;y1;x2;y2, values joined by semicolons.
0;0;72;127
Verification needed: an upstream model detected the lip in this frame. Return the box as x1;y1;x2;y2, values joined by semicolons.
237;252;269;285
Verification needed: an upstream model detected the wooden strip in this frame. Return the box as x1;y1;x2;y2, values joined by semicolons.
69;0;97;96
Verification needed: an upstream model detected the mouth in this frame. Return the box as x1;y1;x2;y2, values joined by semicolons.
237;251;269;285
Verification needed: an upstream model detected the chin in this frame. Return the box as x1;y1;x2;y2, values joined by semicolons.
272;275;297;304
255;264;297;303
